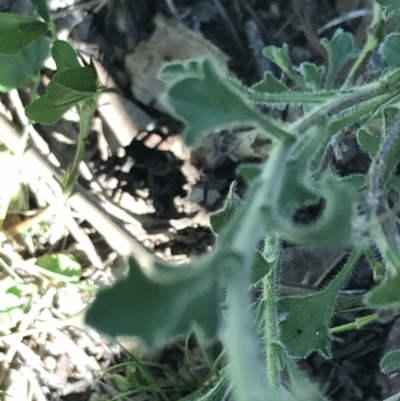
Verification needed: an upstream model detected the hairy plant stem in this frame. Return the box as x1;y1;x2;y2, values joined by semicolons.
262;237;282;387
292;67;400;137
225;260;269;401
223;146;290;401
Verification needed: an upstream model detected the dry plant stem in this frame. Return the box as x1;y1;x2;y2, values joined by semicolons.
0;315;84;342
0;114;149;262
0;287;56;387
211;0;244;51
245;20;271;79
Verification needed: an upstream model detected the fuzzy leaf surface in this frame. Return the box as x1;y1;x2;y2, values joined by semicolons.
382;33;400;69
374;0;400;9
299;62;325;90
364;274;400;308
380;350;400;374
0;13;48;55
85;257;219;349
161;59;288;146
321;29;358;89
279;250;360;358
252;72;289;93
0;36;49;91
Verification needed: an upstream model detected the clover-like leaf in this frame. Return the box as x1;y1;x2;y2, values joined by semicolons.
85;257;219;349
0;36;49;92
52;40;81;72
30;0;50;22
321;29;358;89
47;67;97;106
25;96;71;124
279;250;361;358
0;13;48;55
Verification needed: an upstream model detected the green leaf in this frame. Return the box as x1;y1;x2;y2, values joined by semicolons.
279;250;361;358
47;67;97;106
196;376;228;401
263;44;304;87
380;350;400;374
321;29;358;89
25;95;71;124
0;36;49;92
36;253;82;283
0;13;48;55
364;273;400;308
251;72;289;93
0;282;25;329
210;182;241;235
161;58;293;146
236;163;262;183
159;59;201;83
52;40;81;72
299;62;326;90
357;128;380;156
30;0;50;22
381;33;400;69
85;257;219;349
374;0;400;9
251;251;272;283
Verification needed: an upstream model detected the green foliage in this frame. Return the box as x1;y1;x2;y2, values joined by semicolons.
381;33;400;69
4;1;400;401
85;257;219;349
279;250;361;358
0;13;48;56
374;0;400;10
30;0;51;22
0;280;25;329
321;29;358;89
380;349;400;374
35;253;82;283
0;36;49;91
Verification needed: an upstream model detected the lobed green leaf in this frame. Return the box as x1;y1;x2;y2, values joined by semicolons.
279;250;361;358
321;29;358;89
85;257;219;349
